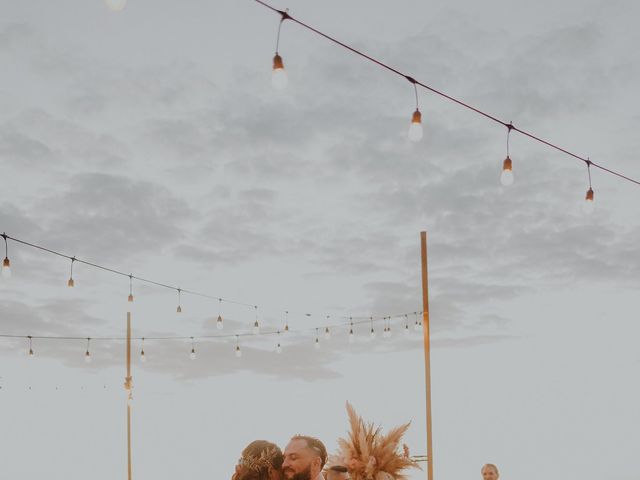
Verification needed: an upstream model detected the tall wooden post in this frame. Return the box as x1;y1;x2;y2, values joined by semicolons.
420;231;434;480
124;312;133;480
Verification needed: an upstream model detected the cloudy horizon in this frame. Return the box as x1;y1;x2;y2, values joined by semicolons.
1;1;639;479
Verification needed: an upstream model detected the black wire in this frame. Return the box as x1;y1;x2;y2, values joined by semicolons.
0;312;423;342
253;0;640;187
3;234;256;308
0;233;422;337
274;11;287;54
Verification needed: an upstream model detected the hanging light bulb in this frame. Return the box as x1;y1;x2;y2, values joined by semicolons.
190;338;197;361
369;317;376;339
2;233;11;279
84;338;92;363
583;160;595;214
276;331;282;354
253;306;260;334
216;298;224;330
128;275;134;303
501;156;514;186
500;124;514;186
176;289;182;314
314;328;321;350
235;336;242;358
414;312;422;331
404;315;410;335
407;80;423;142
324;325;331;340
104;0;127;11
271;12;289;90
140;338;146;363
67;257;75;288
283;311;290;333
28;336;34;357
2;257;10;279
348;317;355;344
408;109;423;142
584;187;595;214
272;54;288;90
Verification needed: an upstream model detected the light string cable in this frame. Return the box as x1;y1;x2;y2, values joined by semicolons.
0;233;422;341
0;233;414;323
0;310;424;342
253;0;640;187
0;232;416;322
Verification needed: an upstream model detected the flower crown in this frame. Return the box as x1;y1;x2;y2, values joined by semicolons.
240;446;280;472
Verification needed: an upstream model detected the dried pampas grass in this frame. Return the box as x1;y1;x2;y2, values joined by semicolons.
327;402;419;480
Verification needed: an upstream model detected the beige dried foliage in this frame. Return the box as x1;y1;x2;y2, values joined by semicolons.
327;402;419;480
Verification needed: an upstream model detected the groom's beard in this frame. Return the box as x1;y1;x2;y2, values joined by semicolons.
285;465;312;480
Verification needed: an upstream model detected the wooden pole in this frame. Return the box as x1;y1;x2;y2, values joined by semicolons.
125;311;133;480
420;231;434;480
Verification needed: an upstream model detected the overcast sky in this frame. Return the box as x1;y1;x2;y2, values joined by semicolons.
1;1;639;479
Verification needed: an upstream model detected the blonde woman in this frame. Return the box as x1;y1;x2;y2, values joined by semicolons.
481;463;499;480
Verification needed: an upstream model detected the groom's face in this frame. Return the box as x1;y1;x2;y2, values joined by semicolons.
282;439;319;480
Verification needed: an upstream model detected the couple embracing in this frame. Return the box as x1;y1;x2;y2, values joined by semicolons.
232;402;416;480
233;435;346;480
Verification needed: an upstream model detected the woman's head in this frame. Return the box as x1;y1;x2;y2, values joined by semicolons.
481;463;499;480
233;440;284;480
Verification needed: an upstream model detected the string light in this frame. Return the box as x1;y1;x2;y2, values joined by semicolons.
501;123;514;186
67;257;75;288
414;311;422;331
128;274;134;303
0;234;426;349
276;330;282;354
369;317;375;339
283;310;290;333
235;335;242;358
314;328;320;349
1;233;11;279
189;337;196;360
254;1;640;197
4;308;429;360
140;338;146;362
253;306;260;334
407;79;423;142
584;160;595;214
271;10;289;90
348;317;355;344
324;319;331;340
404;314;410;335
216;298;224;330
84;338;92;363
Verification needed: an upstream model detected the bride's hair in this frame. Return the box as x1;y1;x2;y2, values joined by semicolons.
233;440;284;480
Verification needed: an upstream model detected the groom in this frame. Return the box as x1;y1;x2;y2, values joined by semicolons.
282;435;327;480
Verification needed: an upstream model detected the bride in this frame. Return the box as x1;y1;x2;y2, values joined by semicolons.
233;440;284;480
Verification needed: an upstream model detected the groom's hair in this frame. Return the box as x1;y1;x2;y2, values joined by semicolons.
290;435;327;468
